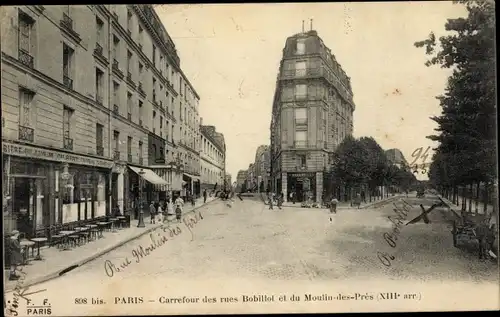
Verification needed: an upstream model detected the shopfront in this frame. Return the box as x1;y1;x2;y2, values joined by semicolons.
2;142;114;237
287;172;317;202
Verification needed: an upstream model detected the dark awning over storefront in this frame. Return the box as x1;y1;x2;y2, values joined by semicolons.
183;172;200;180
129;166;169;185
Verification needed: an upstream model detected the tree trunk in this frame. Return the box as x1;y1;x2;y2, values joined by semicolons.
461;187;466;211
483;182;488;214
468;183;473;213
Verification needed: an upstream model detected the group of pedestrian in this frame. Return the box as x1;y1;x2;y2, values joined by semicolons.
267;192;284;210
148;194;187;224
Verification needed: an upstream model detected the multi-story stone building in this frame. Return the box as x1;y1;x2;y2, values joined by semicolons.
1;5;200;235
199;121;226;192
236;170;247;191
253;145;270;192
270;29;355;203
385;148;408;169
224;173;232;189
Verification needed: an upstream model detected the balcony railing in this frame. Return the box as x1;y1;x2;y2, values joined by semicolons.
63;75;73;89
126;72;136;88
93;43;108;64
295;118;307;125
113;104;119;115
18;49;34;68
138;83;146;97
96;146;104;156
112;59;124;78
19;125;34;142
127;113;132;120
113;150;120;160
139;119;143;126
63;137;73;150
60;13;74;30
128;154;132;163
294;140;308;148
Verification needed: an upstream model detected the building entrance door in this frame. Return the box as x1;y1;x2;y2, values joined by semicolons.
12;176;46;238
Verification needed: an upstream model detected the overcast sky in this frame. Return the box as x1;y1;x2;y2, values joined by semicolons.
156;2;467;180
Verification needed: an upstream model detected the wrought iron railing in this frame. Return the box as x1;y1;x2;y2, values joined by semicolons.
18;49;34;68
113;104;119;115
138;83;146;96
63;75;73;89
60;13;74;31
94;43;103;56
19;125;34;142
63;137;73;150
96;146;104;156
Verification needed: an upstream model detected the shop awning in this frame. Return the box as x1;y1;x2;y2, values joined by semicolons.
183;172;200;180
129;166;169;185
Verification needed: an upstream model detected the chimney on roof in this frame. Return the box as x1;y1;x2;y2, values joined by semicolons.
302;20;304;33
310;19;313;31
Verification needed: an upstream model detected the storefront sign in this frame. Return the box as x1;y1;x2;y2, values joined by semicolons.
288;172;315;178
2;142;114;169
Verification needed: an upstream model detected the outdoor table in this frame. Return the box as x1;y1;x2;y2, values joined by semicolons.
30;237;48;260
109;218;119;232
97;222;109;237
59;231;75;250
117;216;127;229
20;240;35;265
85;224;99;240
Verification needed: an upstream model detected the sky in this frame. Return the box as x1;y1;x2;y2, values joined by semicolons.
155;2;468;180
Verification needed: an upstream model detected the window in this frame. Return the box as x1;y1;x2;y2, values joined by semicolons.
96;123;104;155
152;111;156;133
295;131;307;147
127;136;132;159
295;61;306;77
113;130;120;151
19;87;34;128
138;141;143;160
138;25;143;46
63;106;73;138
298;154;306;168
295;84;307;99
63;43;74;87
296;39;306;55
295;108;307;125
138;100;143;125
127;50;132;74
96;17;104;45
152;44;156;66
127;9;132;33
113;81;119;109
152;77;156;102
18;11;35;66
139;63;143;82
159;55;163;74
127;92;132;119
95;68;104;103
113;35;120;62
160;116;163;137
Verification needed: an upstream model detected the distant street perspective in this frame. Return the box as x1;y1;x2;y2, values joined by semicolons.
2;1;498;315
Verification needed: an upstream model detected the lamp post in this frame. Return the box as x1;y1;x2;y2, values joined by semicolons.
137;168;146;228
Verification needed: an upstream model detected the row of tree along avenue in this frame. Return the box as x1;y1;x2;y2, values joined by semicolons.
326;136;418;203
414;0;497;222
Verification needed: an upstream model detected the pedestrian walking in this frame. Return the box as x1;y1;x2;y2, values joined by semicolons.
191;193;196;207
175;195;184;223
330;197;338;214
149;201;157;224
268;191;274;210
157;203;164;223
203;189;207;203
8;230;23;280
166;196;174;222
277;192;284;210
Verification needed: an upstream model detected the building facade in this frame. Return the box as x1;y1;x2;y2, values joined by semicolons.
1;5;200;236
199;122;226;192
252;145;270;192
236;170;247;192
385;148;408;169
270;29;355;203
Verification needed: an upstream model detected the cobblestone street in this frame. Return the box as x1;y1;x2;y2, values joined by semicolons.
6;197;498;314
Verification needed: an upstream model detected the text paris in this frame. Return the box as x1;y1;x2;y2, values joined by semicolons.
104;211;204;277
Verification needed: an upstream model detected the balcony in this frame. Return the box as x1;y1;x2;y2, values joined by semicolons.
127;113;132;121
293;140;308;148
113;150;120;160
93;43;108;64
139;119;143;127
63;75;73;89
128;154;132;163
113;104;119;115
126;72;136;88
18;125;34;142
63;137;73;150
18;49;34;68
60;13;81;44
295;118;307;125
96;146;104;156
112;59;124;79
138;83;146;97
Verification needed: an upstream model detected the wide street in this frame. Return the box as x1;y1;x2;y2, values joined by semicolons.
8;196;498;315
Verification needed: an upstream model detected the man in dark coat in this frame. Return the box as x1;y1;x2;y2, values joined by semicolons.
8;230;23;280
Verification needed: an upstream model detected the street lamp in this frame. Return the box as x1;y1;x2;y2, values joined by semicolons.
137;168;146;228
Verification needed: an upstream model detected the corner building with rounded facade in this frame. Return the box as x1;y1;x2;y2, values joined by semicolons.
270;30;355;203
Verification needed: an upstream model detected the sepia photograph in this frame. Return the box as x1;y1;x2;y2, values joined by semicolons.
2;2;498;315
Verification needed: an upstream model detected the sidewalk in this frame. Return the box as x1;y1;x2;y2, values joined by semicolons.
275;194;402;209
4;196;218;292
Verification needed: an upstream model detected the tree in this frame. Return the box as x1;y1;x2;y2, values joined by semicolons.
358;137;389;200
415;0;496;216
